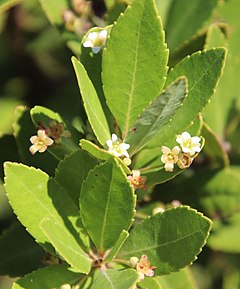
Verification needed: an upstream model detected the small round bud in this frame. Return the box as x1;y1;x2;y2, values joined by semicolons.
130;256;139;267
177;153;193;169
123;157;131;166
152;206;165;215
61;284;71;289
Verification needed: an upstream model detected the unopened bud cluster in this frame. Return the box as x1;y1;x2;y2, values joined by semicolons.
29;120;71;155
62;0;92;36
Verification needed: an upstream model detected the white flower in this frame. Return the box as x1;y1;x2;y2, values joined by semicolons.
161;146;181;172
29;130;54;155
106;134;130;158
176;131;201;156
83;30;108;53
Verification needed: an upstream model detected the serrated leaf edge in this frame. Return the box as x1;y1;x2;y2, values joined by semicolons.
119;205;212;273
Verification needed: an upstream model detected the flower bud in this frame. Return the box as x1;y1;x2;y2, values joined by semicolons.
130;256;139;267
177;153;193;169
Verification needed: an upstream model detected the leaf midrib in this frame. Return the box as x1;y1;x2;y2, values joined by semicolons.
120;225;209;256
124;2;145;134
102;270;115;289
131;81;185;155
99;164;114;251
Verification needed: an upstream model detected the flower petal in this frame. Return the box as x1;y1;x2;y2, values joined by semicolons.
120;143;130;150
38;146;48;153
191;136;201;144
161;146;171;154
30;136;37;144
132;170;140;178
29;145;38;155
172;146;181;155
111;133;118;142
165;162;174;172
99;30;108;38
37;130;47;137
46;138;54;146
87;32;98;41
106;140;113;148
83;40;94;48
181;131;191;139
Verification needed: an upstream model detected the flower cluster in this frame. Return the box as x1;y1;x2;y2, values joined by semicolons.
161;131;202;172
29;120;71;155
83;30;108;54
130;255;156;281
106;134;147;189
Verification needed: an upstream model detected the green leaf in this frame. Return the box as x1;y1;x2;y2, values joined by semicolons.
199;167;240;218
105;230;129;262
0;222;44;277
157;166;240;220
91;268;139;289
148;48;227;148
203;25;229;137
13;105;58;176
0;0;21;13
141;165;183;188
203;2;240;137
138;276;162;289
80;26;114;131
55;149;98;206
223;267;240;289
125;77;187;156
80;159;136;252
217;0;240;113
208;212;240;253
105;3;127;24
0;98;20;137
165;0;218;51
155;0;173;26
102;0;168;135
155;268;197;289
80;139;131;174
104;0;115;9
4;162;89;254
30;105;80;160
41;219;91;273
205;24;228;50
72;57;111;146
38;0;69;26
118;206;212;275
12;264;82;289
202;122;229;167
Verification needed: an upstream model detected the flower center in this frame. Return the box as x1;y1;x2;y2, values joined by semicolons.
167;153;174;161
182;139;192;148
